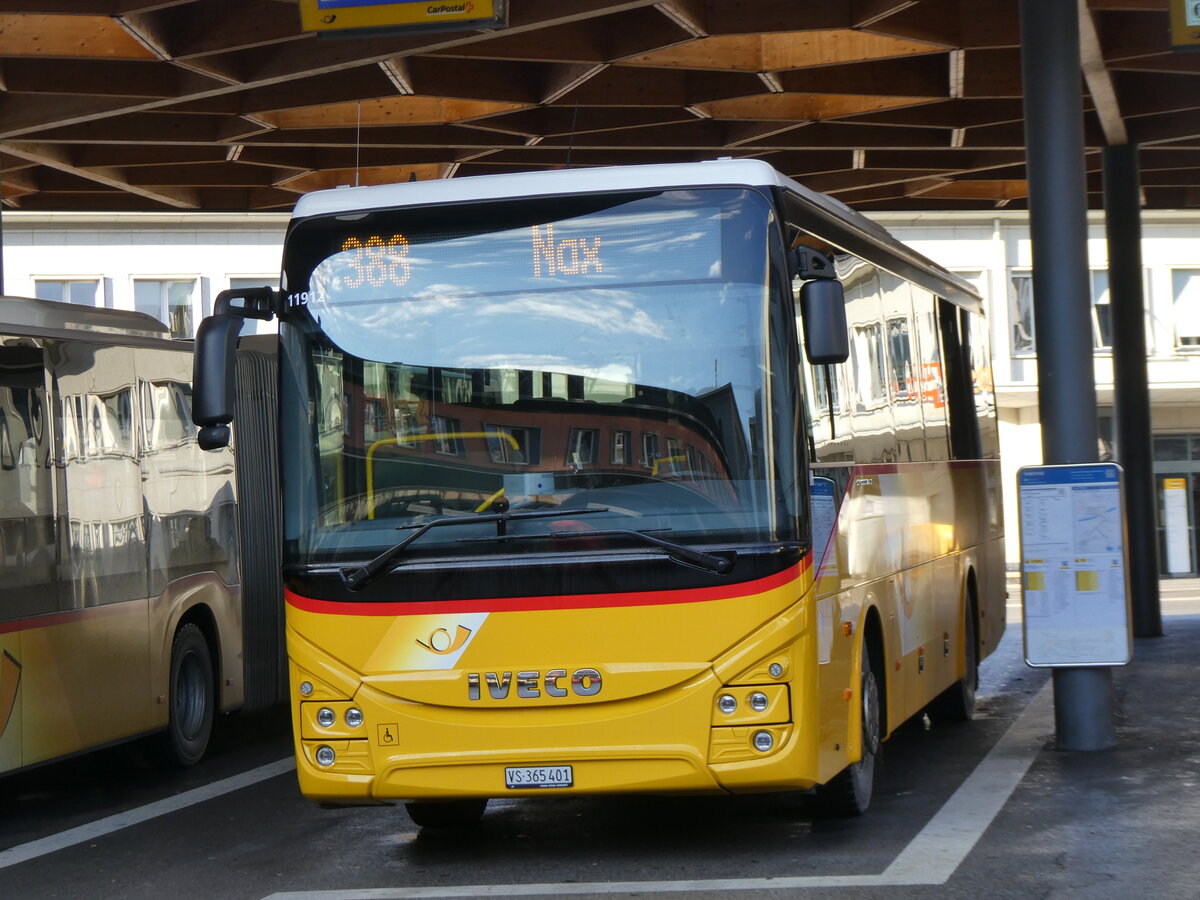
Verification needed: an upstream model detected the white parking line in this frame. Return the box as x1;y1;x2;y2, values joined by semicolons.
263;682;1055;899
0;757;295;871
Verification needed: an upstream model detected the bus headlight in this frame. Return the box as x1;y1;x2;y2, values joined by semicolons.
345;708;364;728
717;694;738;714
317;707;336;728
749;692;769;712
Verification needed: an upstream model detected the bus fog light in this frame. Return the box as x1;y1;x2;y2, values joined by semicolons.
749;692;769;712
315;745;336;767
345;708;364;728
299;681;314;696
717;694;737;714
752;730;774;752
316;707;336;727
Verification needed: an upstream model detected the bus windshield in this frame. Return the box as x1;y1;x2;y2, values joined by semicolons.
279;187;794;564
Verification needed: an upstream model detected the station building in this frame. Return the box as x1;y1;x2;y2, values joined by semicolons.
3;206;1198;575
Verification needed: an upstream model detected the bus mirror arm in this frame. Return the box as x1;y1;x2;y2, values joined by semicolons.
791;248;849;365
192;287;279;451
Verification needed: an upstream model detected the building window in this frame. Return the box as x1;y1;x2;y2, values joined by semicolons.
1171;269;1200;348
135;279;196;339
1010;269;1131;354
34;279;99;306
1009;272;1035;356
567;428;599;466
229;277;279;335
611;429;631;465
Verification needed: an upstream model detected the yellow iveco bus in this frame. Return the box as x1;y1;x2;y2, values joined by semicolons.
0;297;283;777
193;159;1004;826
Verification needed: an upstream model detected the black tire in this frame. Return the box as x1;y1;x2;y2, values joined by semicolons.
163;623;215;767
405;798;488;830
812;643;880;817
928;602;978;723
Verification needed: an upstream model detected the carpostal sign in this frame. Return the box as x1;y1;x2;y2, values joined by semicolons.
298;0;506;36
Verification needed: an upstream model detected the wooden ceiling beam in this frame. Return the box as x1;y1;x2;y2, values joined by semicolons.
842;97;1025;128
705;0;852;35
1127;108;1200;145
959;48;1023;98
698;93;934;122
0;58;224;98
121;0;304;60
4;140;200;207
769;121;956;149
119;162;296;186
71;145;231;167
0;94;148;138
775;55;949;97
1113;71;1200;119
240;124;530;149
429;22;608;63
654;0;708;36
561;66;767;106
1079;0;1127;145
461;106;698;137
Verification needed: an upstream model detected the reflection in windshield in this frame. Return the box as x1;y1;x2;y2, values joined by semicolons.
281;188;788;562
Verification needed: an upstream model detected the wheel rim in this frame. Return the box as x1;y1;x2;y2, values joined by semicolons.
862;669;880;756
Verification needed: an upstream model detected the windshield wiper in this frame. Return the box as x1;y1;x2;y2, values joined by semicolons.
554;528;731;575
477;527;731;575
341;507;610;591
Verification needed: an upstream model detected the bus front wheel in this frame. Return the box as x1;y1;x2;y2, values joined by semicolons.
405;798;488;830
812;643;880;817
163;622;215;767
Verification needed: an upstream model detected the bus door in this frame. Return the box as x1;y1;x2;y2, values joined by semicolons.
0;636;18;773
0;340;58;773
21;341;153;767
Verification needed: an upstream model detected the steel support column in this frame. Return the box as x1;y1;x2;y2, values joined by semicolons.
1019;0;1116;750
1103;143;1162;638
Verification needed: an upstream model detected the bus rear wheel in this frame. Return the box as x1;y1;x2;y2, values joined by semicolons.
812;644;880;817
405;798;488;830
928;602;978;723
163;623;215;767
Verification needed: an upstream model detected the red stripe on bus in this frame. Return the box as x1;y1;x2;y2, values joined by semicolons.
0;604;127;635
285;558;809;618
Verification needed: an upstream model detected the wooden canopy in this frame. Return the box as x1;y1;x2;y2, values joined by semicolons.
0;1;1192;212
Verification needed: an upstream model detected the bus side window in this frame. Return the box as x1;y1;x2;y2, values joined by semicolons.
0;343;58;621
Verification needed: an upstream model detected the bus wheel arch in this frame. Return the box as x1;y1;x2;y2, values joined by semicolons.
162;611;219;767
812;606;885;817
927;568;979;723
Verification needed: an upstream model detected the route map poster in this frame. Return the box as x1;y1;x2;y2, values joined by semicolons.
1017;463;1132;667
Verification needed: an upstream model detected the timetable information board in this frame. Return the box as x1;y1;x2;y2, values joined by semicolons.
1017;463;1132;667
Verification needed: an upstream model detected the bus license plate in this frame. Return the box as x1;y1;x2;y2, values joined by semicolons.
505;765;573;789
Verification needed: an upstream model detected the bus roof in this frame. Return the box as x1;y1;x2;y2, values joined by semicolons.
296;158;827;219
290;158;983;313
0;295;170;340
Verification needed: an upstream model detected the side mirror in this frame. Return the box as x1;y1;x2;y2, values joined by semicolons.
799;278;849;365
193;313;243;450
192;286;278;450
